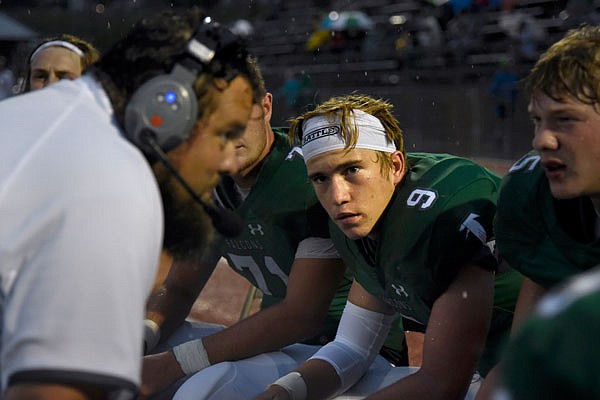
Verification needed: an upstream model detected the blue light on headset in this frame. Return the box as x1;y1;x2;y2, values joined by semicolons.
165;91;177;103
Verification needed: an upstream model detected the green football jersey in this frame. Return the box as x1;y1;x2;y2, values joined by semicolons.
500;267;600;400
495;151;600;288
330;153;521;374
213;128;352;342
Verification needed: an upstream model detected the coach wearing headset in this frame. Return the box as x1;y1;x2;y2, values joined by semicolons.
0;7;253;400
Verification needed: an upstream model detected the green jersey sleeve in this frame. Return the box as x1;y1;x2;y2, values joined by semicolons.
495;151;600;288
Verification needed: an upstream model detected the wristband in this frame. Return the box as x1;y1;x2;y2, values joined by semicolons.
143;319;161;354
172;338;211;375
270;372;307;400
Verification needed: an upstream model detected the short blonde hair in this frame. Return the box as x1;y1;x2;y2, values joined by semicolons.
290;94;406;173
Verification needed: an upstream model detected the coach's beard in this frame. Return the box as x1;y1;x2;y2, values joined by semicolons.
158;173;214;262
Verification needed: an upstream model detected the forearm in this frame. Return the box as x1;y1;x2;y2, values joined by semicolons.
365;370;441;399
298;359;341;400
203;301;323;364
5;384;104;400
145;253;219;345
510;277;546;334
372;265;493;400
476;278;545;400
145;285;198;341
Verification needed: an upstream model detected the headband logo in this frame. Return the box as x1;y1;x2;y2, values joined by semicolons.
303;125;341;146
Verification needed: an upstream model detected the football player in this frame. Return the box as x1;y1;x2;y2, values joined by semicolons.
476;24;600;399
257;94;521;400
139;60;406;399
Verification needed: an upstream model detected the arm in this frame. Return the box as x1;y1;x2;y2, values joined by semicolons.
256;280;394;400
203;257;346;361
510;277;547;333
140;256;346;398
366;263;494;400
475;276;547;400
144;247;222;349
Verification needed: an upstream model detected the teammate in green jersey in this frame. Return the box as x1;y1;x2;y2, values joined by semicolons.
257;94;521;400
138;60;405;399
496;266;600;400
477;25;600;399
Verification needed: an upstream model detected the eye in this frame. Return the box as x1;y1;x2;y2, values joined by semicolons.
310;174;327;184
529;115;540;126
228;127;244;140
219;126;244;143
31;71;47;80
57;72;78;81
345;166;360;175
557;115;575;123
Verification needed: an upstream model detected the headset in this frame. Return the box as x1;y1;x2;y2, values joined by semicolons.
123;20;247;238
124;19;247;154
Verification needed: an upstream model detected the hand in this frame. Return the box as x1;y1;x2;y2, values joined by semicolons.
253;384;291;400
137;351;185;399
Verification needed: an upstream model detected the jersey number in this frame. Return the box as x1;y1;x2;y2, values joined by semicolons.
227;254;288;295
407;189;437;209
509;154;540;173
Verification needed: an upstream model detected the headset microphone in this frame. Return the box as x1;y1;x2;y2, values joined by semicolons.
141;131;244;238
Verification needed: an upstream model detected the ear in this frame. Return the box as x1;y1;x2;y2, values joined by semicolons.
262;92;273;124
390;150;406;186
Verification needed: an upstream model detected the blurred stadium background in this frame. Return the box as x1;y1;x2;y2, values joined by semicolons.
1;0;596;161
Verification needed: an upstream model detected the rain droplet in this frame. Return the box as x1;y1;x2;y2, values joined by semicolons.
462;291;468;299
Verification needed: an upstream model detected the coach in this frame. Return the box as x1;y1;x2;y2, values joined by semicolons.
0;7;253;400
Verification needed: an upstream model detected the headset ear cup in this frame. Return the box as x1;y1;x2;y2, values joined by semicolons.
124;73;198;154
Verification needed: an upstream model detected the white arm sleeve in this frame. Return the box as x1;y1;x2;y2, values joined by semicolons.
308;301;394;394
295;237;340;259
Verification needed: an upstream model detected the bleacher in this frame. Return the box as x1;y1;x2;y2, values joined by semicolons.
240;0;597;159
245;0;593;87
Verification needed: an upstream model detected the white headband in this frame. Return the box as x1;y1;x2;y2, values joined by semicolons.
301;109;396;162
30;40;85;62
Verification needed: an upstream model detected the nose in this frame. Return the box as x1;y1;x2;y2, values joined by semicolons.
330;175;351;206
531;123;559;151
218;140;240;175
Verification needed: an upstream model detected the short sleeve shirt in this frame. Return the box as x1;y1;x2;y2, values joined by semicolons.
0;76;162;396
